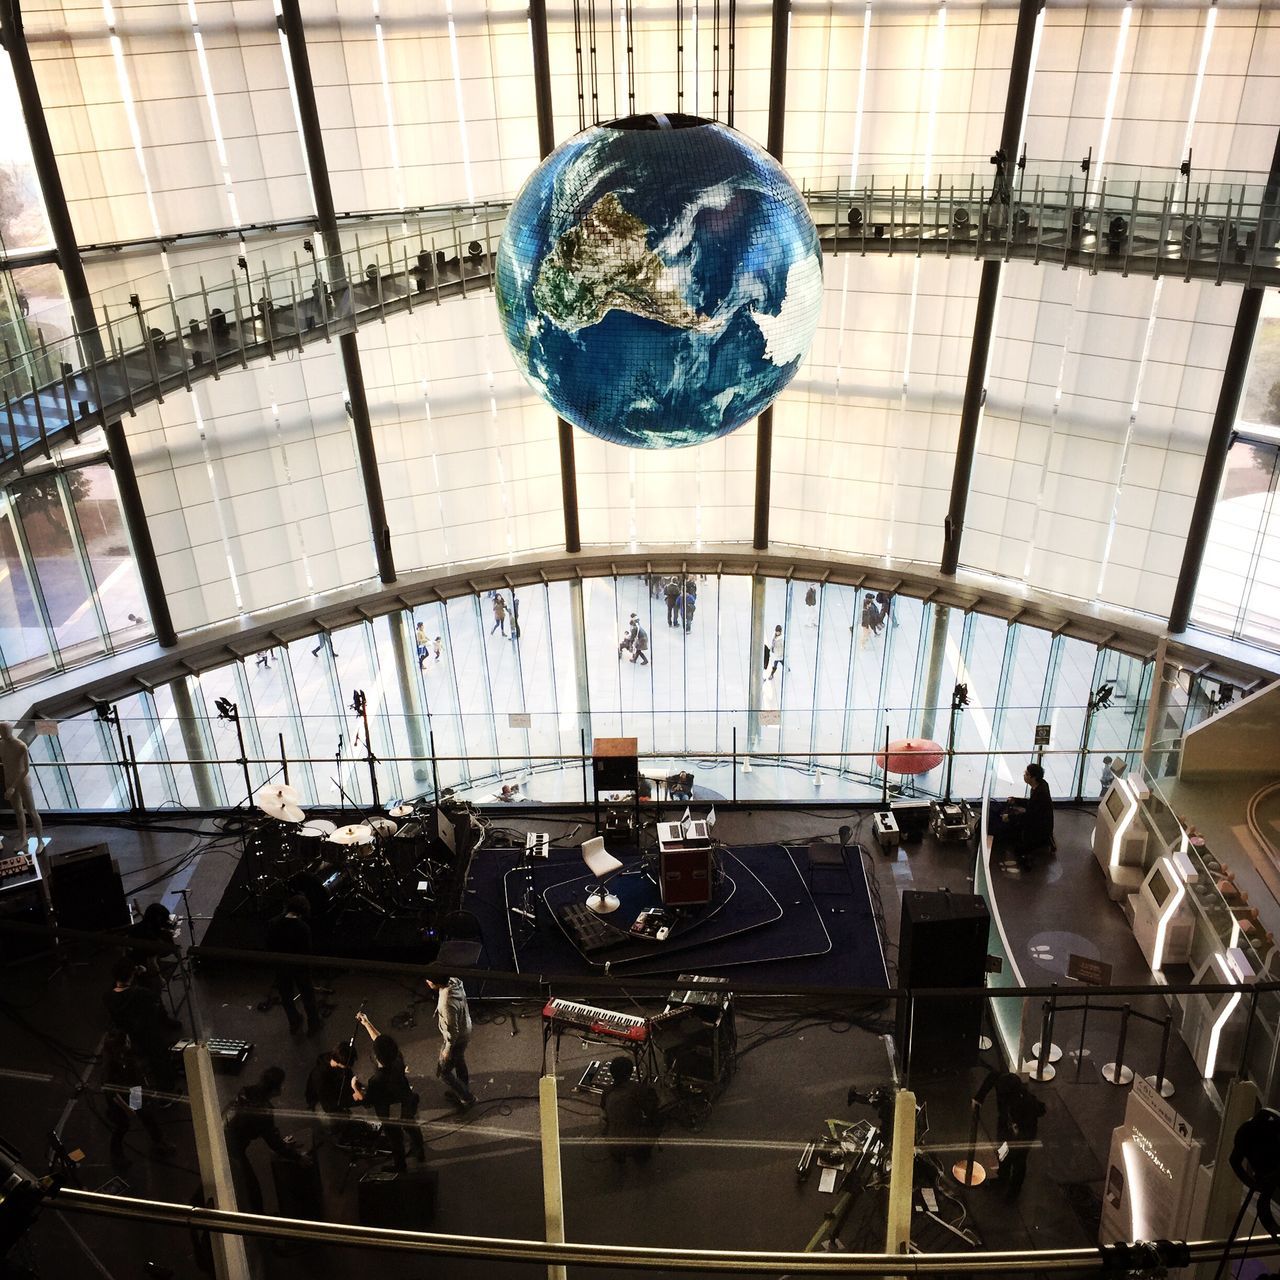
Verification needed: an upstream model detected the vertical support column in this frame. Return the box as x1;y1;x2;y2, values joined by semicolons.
169;676;223;809
529;0;581;553
389;610;431;783
883;1089;917;1261
919;603;950;742
1166;286;1265;632
747;573;767;753
538;1074;568;1280
752;0;790;551
0;0;177;647
940;0;1042;577
184;1043;252;1280
568;576;592;746
277;0;395;585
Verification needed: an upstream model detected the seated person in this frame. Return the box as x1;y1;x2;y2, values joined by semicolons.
666;771;695;802
498;782;520;802
995;762;1055;870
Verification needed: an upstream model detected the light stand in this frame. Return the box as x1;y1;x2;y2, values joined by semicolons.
94;701;136;812
350;689;380;808
943;682;968;802
214;697;253;811
1073;682;1114;802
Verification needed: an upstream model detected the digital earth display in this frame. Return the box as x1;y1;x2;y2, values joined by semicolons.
496;113;823;449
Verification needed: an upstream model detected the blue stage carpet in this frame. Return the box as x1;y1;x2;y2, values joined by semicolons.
459;842;888;990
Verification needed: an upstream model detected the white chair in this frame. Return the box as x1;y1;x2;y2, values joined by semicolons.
582;836;624;914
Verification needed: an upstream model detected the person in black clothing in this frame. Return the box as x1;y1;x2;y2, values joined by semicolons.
664;578;681;627
972;1068;1045;1200
225;1067;297;1213
600;1056;659;1166
266;895;322;1035
306;1040;359;1149
101;1030;175;1168
352;1015;425;1169
997;762;1056;870
126;902;181;990
105;957;182;1093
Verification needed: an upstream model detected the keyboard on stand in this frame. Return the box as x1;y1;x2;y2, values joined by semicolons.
542;998;649;1043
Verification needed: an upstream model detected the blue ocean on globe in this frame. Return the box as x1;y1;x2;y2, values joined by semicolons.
496;114;823;449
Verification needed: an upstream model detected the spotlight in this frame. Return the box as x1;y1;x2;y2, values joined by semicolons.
1107;215;1127;254
302;238;315;256
952;207;971;232
214;697;238;722
847;207;863;230
350;690;367;716
952;682;970;709
92;700;115;723
1091;683;1114;711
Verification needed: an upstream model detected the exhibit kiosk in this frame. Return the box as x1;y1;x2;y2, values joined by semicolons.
1179;947;1255;1079
1092;772;1148;901
1130;849;1197;971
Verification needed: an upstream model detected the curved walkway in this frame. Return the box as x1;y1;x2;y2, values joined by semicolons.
3;175;1278;482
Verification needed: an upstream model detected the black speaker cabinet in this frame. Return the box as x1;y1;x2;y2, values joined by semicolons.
895;890;989;1075
271;1154;323;1219
358;1168;438;1230
0;888;51;963
592;736;638;791
47;844;129;933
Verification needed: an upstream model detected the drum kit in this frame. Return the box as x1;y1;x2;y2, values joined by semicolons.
243;783;439;918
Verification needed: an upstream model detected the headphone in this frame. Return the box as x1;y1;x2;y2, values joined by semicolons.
1229;1108;1280;1239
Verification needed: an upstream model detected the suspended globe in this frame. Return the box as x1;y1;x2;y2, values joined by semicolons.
496;113;823;449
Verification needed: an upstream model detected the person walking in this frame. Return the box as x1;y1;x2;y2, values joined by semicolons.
1099;755;1116;791
265;895;322;1036
101;1030;176;1168
104;958;182;1094
972;1068;1045;1200
415;621;430;669
490;593;508;636
664;578;681;627
768;626;785;679
509;592;521;642
311;631;336;659
630;620;650;666
858;594;880;648
424;975;477;1110
804;583;818;625
433;635;443;664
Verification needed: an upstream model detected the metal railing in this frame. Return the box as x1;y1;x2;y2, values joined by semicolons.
2;164;1277;481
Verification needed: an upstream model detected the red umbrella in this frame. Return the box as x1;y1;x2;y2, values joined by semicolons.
876;738;945;775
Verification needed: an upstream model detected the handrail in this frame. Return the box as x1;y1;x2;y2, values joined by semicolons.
47;1187;1280;1272
2;171;1277;483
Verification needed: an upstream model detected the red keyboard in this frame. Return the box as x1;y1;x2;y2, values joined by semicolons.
542;998;648;1043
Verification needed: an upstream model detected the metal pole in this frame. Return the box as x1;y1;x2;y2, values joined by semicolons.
279;731;289;787
0;0;177;646
276;0;395;585
1167;287;1264;631
428;727;440;802
751;0;788;553
1143;1013;1175;1099
1103;1004;1134;1085
1027;1000;1056;1082
1076;994;1089;1080
952;1098;988;1186
732;725;738;803
941;0;1041;576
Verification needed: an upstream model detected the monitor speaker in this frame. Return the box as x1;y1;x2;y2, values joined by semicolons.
895;890;989;1075
271;1154;323;1219
47;845;129;933
357;1168;439;1230
592;737;638;791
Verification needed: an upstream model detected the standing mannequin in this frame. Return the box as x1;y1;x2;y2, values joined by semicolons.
0;723;42;850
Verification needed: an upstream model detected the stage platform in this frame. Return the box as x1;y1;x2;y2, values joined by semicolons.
462;841;890;989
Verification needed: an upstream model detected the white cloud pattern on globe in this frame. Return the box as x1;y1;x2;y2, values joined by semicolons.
496;114;823;450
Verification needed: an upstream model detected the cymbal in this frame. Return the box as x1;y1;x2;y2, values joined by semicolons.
327;823;374;846
257;783;301;806
300;819;337;838
388;804;415;819
259;796;306;823
369;817;398;838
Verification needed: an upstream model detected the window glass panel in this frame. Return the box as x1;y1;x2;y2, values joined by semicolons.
11;475;102;660
0;506;53;681
67;462;151;644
